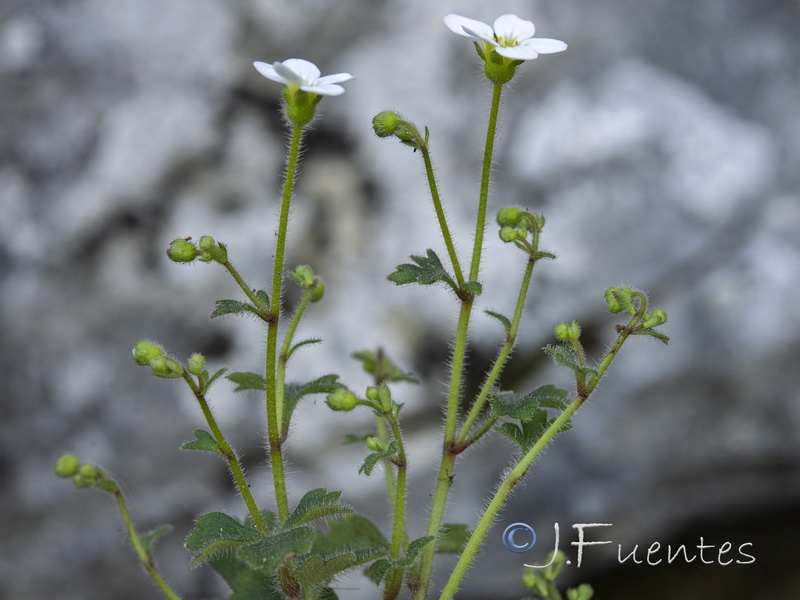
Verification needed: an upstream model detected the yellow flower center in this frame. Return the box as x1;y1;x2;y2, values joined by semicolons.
494;35;520;48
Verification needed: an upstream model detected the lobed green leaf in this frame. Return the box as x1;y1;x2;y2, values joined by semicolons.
227;371;267;391
285;488;354;528
181;429;223;457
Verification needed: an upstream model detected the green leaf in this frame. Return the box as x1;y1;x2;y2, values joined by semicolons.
286;338;322;361
254;289;270;309
544;344;598;379
359;441;399;476
295;548;383;590
365;535;435;584
227;371;267;391
207;555;284;600
311;515;389;556
387;249;457;292
202;367;228;393
490;384;570;421
495;412;573;454
342;433;371;445
185;512;262;567
140;525;172;556
462;280;483;296
284;374;341;430
532;250;557;262
351;349;418;384
210;299;259;319
436;523;471;554
485;310;512;335
285;488;353;528
633;329;670;344
181;429;223;457
236;527;315;574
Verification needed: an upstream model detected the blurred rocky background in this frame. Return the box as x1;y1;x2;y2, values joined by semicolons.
2;0;799;598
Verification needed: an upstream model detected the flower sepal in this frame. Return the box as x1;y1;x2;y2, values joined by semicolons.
282;87;323;127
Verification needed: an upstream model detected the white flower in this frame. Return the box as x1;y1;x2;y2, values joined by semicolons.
444;13;567;61
253;58;355;96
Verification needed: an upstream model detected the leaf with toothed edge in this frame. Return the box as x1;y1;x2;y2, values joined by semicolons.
181;429;223;457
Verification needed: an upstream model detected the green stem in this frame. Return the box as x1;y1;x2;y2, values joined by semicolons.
414;83;504;600
440;396;583;600
440;322;639;599
184;374;266;531
222;260;269;318
266;123;304;522
113;489;182;600
383;414;408;600
277;290;313;435
457;254;536;443
419;142;464;286
468;83;502;282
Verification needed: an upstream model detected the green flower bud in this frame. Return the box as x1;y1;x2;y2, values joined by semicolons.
521;570;539;589
372;111;403;138
499;226;518;243
366;436;387;452
642;308;667;328
79;463;98;482
132;340;163;366
198;235;216;252
291;265;315;288
514;226;529;239
366;386;379;402
187;353;205;376
604;286;633;314
326;388;357;412
166;238;199;263
496;207;522;227
149;356;184;378
377;383;392;413
73;473;92;489
554;321;581;341
55;454;81;478
309;279;325;302
567;584;595;600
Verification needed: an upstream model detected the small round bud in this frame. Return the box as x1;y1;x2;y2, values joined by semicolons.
496;207;522;227
187;353;205;376
642;308;667;328
79;463;98;482
514;226;528;239
149;356;184;378
604;286;633;314
55;454;81;478
365;386;379;402
521;570;539;589
309;279;325;302
326;389;357;412
372;111;403;138
366;436;387;452
554;321;581;341
292;265;315;288
499;226;518;243
73;473;92;489
167;238;199;263
132;340;163;366
198;235;216;252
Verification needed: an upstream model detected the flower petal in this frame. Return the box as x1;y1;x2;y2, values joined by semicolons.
493;14;535;42
444;14;493;40
279;58;321;84
496;45;540;61
316;72;356;85
521;38;568;54
301;83;346;96
253;61;287;84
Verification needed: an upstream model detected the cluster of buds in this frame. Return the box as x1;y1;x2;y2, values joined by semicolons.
54;455;118;493
290;265;325;302
554;320;581;341
496;206;544;245
372;111;426;150
131;340;186;379
604;286;668;328
166;236;228;264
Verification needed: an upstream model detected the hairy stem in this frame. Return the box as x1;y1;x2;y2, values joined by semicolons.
266;123;304;522
185;374;266;531
415;83;504;600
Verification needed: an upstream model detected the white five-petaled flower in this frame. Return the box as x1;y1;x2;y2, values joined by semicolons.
253;58;355;96
444;13;567;61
